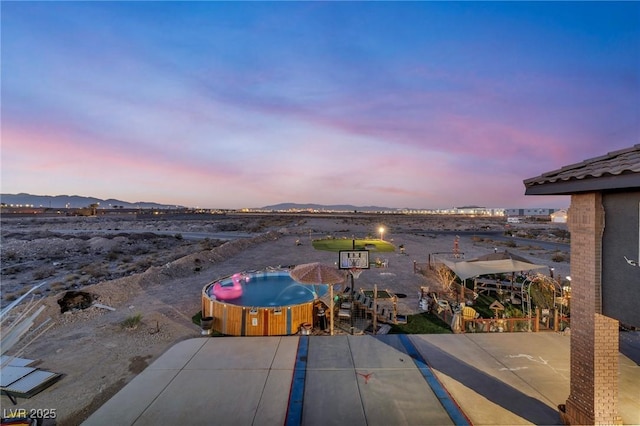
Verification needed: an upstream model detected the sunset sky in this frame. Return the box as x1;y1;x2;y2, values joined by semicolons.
2;2;638;209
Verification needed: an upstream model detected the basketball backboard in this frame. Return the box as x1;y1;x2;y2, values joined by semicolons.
339;250;370;269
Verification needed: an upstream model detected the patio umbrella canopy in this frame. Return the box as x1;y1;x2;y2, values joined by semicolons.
290;263;347;336
289;262;347;285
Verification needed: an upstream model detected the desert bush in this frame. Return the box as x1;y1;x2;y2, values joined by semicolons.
64;274;81;283
121;313;143;329
33;266;56;280
134;258;153;270
80;263;109;279
435;264;457;293
3;266;23;275
4;250;18;261
200;238;218;250
505;239;517;248
4;287;30;302
552;252;566;262
50;282;68;291
552;229;570;240
105;249;121;261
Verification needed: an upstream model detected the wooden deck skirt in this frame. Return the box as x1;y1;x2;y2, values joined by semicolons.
202;275;316;336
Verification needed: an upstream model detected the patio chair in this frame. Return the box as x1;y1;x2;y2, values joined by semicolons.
395;314;408;324
367;299;375;311
338;308;351;319
376;307;388;323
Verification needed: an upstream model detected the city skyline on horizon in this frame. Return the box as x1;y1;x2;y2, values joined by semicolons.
2;2;637;210
1;191;567;211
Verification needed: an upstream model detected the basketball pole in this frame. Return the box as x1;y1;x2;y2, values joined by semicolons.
373;284;377;335
330;284;334;336
349;271;355;334
350;239;355;335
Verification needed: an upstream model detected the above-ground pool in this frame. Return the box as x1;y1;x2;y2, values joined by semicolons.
202;271;329;336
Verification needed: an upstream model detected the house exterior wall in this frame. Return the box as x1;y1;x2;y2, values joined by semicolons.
602;191;640;328
565;192;622;425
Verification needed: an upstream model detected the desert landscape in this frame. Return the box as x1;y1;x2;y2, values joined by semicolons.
1;213;570;425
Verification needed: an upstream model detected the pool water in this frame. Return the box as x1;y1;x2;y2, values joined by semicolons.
210;272;328;307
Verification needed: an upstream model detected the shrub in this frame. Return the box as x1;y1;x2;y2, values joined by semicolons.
134;258;152;269
200;238;218;250
105;249;120;261
4;250;18;261
121;313;143;329
4;287;30;302
50;282;68;291
552;252;566;262
80;263;109;279
33;266;56;280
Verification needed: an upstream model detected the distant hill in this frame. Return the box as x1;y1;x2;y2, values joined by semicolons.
260;203;397;212
0;193;183;209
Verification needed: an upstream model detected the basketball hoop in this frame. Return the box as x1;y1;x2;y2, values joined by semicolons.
349;268;363;280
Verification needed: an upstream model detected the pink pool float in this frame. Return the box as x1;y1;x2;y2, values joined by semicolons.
212;273;246;300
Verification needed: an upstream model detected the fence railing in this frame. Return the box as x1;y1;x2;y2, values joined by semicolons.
461;316;539;333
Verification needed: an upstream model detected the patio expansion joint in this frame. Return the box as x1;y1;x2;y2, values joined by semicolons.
252;336;287;426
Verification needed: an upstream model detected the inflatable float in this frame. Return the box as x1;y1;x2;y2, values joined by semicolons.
212;273;246;300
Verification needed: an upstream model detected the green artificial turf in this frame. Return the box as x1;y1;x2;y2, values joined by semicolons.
312;238;396;252
388;312;453;334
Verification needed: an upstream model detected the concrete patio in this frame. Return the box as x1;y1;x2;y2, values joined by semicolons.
84;332;640;425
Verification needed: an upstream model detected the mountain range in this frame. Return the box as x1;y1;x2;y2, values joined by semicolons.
261;203;396;212
1;193;183;209
0;194;397;212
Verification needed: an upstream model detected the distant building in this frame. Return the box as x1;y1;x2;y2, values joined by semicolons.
504;208;557;218
550;209;568;223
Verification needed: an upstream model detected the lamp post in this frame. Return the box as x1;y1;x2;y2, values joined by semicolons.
563;276;571;330
379;227;385;241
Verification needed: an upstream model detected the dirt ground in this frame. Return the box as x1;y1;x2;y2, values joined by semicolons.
0;213;569;425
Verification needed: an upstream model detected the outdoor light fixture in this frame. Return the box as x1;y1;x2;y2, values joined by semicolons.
379;227;385;240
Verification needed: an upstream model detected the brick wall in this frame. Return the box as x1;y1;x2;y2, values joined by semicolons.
564;193;621;425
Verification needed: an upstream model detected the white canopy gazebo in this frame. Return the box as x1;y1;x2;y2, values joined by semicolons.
438;257;548;281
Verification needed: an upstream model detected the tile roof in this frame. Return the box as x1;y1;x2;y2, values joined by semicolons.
524;145;640;194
